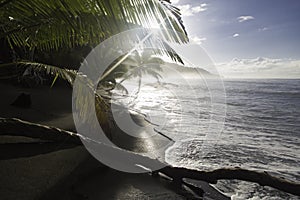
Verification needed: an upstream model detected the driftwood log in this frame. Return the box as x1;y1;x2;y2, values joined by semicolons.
0;117;299;197
158;167;300;196
0;118;81;144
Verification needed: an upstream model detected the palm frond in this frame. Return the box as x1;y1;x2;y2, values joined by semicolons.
0;0;188;51
0;61;77;85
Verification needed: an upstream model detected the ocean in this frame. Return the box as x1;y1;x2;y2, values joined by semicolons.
124;79;300;199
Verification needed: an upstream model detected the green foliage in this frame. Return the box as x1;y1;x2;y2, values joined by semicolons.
0;0;188;51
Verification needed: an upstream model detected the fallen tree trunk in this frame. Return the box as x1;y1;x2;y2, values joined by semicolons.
0;117;299;197
0;118;81;144
158;166;300;197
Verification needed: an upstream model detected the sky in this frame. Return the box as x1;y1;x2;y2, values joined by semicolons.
170;0;300;78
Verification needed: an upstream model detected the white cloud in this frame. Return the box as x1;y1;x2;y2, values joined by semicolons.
216;57;300;79
178;3;208;17
171;0;180;4
233;33;239;38
237;15;255;22
259;27;269;31
191;36;207;45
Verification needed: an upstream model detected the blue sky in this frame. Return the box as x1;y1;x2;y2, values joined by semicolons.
168;0;300;78
172;0;300;63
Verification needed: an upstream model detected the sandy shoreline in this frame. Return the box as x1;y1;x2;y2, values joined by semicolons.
0;82;229;199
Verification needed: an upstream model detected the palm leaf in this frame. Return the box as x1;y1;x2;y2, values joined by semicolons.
0;0;188;51
0;61;77;85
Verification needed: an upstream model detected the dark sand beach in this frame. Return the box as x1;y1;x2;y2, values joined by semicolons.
0;82;229;199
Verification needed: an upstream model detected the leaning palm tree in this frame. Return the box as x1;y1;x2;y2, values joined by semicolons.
101;49;164;93
0;0;188;137
0;0;188;129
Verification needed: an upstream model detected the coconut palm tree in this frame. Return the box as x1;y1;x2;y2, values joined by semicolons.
0;0;188;143
0;0;187;89
100;50;163;90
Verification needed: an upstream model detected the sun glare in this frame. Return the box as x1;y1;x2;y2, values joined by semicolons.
148;19;161;29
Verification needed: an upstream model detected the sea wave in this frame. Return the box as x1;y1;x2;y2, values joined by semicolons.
130;79;300;199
